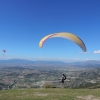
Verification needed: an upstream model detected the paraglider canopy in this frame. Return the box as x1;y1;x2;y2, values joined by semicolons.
39;32;87;52
3;50;6;52
2;50;6;55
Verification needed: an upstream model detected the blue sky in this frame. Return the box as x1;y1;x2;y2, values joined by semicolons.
0;0;100;62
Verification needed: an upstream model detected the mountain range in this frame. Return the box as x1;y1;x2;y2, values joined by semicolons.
0;59;100;68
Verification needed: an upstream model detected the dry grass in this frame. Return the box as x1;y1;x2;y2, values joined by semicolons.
0;88;100;100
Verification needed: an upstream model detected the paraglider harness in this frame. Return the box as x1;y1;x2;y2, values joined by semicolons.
62;74;66;83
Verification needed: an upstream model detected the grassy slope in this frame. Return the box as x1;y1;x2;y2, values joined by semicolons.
0;88;100;100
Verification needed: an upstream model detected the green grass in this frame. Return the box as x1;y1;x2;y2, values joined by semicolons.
0;88;100;100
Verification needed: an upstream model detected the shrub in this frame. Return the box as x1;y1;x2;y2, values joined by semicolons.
44;82;54;88
0;86;2;90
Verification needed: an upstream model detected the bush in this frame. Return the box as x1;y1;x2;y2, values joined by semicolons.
44;82;54;88
0;86;2;90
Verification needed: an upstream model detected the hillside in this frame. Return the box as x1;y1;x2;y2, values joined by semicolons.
0;59;100;90
0;66;100;89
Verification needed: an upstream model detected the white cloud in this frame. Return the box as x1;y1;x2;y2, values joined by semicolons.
94;50;100;54
78;50;100;54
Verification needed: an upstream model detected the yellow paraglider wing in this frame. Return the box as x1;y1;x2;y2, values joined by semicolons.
39;32;86;52
39;34;56;48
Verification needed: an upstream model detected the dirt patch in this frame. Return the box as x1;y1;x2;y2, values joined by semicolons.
0;94;2;96
76;95;100;100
